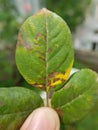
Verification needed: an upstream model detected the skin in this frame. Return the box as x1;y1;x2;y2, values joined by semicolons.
20;107;60;130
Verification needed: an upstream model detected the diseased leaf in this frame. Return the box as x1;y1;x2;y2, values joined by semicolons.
51;69;98;125
16;8;74;91
0;87;43;130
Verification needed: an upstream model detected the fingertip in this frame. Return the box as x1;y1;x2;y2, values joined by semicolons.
20;107;60;130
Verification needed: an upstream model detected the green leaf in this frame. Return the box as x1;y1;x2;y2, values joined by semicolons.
16;8;74;91
51;69;98;125
0;87;43;130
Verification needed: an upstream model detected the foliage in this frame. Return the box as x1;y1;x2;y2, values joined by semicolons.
0;47;22;87
0;0;19;43
0;9;98;130
0;0;21;86
51;69;98;125
46;0;91;32
16;8;74;91
76;105;98;130
0;87;43;130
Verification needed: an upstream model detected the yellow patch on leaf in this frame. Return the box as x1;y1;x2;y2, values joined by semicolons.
51;80;62;86
49;60;73;87
55;60;73;80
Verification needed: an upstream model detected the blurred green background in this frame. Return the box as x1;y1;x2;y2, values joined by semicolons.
0;0;98;130
0;0;20;86
46;0;91;32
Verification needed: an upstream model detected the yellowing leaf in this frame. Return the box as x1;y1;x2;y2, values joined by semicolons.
16;8;74;91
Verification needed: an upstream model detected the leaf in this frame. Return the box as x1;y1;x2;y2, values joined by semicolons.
16;8;74;91
51;69;98;125
76;108;98;130
0;87;43;130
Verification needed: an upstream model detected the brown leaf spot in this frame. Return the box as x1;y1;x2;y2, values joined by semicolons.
23;43;32;50
56;109;63;118
47;48;52;53
35;33;46;41
36;50;45;61
47;72;66;88
17;33;24;46
48;72;59;79
32;83;45;90
35;33;42;39
17;33;32;50
39;77;45;80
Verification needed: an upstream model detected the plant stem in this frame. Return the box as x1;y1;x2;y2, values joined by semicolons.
46;89;49;107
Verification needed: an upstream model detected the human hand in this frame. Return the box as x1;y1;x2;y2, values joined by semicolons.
20;107;60;130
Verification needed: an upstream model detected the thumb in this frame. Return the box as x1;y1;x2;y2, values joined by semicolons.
20;107;60;130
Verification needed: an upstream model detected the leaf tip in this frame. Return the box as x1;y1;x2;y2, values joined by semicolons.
38;8;51;15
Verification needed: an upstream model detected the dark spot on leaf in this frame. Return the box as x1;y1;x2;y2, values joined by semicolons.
17;33;32;50
53;78;60;83
48;72;59;79
47;80;51;86
56;109;63;117
32;83;44;90
35;33;46;41
36;50;45;61
47;48;52;53
73;93;77;99
35;33;42;39
39;56;45;61
17;33;24;46
61;79;66;83
39;77;45;80
48;72;66;88
25;44;32;50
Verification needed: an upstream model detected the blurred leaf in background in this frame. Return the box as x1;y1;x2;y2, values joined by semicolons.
0;0;21;87
0;0;19;43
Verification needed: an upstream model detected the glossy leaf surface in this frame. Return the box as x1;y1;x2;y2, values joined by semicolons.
51;69;98;124
0;87;43;130
16;8;74;91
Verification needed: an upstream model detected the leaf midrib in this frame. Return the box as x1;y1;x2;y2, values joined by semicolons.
56;82;97;109
0;110;32;116
44;9;49;90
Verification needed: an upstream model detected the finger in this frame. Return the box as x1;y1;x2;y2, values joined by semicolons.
20;107;60;130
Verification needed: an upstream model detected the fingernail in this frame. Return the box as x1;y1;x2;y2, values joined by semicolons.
23;107;60;130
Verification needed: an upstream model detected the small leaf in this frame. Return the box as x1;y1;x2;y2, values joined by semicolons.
51;69;98;125
16;8;74;91
0;87;43;130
